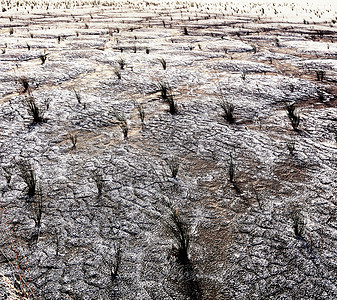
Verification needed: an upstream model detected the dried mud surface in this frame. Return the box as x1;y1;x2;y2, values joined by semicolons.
0;1;336;299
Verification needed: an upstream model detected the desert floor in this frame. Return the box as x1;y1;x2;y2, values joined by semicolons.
0;1;336;299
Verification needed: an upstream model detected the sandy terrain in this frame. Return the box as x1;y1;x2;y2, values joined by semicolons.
0;0;336;299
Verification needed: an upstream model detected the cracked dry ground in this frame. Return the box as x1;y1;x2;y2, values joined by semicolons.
0;2;336;299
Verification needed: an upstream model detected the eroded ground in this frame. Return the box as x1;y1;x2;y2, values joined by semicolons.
0;0;336;299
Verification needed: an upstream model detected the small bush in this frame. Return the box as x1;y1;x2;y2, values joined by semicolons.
228;153;235;184
166;94;177;115
157;82;169;100
291;210;305;237
92;170;103;198
39;53;48;65
32;192;43;229
117;58;126;69
19;76;29;93
275;37;280;47
68;133;77;149
156;82;177;114
111;109;128;139
71;89;81;105
285;103;300;131
155;199;202;299
23;94;47;123
287;141;295;155
316;70;325;81
219;100;234;123
103;242;122;285
114;69;121;79
110;244;121;282
136;103;145;126
17;161;36;198
166;157;180;178
158;58;167;70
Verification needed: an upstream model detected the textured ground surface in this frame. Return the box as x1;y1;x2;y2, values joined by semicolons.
0;0;336;299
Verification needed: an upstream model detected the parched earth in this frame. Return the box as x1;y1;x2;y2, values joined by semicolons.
0;0;336;299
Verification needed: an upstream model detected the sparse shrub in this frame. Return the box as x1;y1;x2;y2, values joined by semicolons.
26;43;31;51
32;192;43;230
285;103;300;131
219;100;235;123
157;82;169;100
291;210;305;237
158;58;167;70
155;199;190;265
23;93;47;123
117;58;126;69
156;82;177;114
68;133;77;149
73;89;81;104
39;53;48;65
183;27;188;35
167;94;177;115
108;243;121;283
154;198;202;299
19;76;29;93
102;242;122;299
166;157;180;178
111;109;128;139
286;141;295;155
17;161;36;198
275;37;280;47
114;69;121;79
9;27;14;35
145;47;150;54
228;153;235;184
92;170;104;197
136;103;145;126
316;70;325;81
